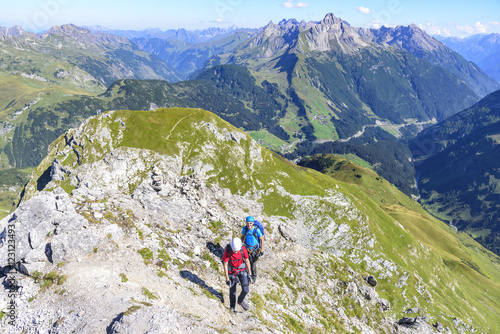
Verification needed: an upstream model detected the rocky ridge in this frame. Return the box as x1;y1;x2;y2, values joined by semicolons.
233;13;459;56
89;24;250;44
0;24;137;48
222;13;498;97
0;107;497;333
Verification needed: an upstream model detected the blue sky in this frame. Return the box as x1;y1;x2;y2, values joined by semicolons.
1;0;499;37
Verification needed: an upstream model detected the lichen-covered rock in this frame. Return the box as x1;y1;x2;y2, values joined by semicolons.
278;223;298;242
359;284;378;301
377;298;390;311
0;189;97;270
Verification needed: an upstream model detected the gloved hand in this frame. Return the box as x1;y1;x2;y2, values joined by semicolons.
226;280;231;286
260;251;264;257
249;276;254;284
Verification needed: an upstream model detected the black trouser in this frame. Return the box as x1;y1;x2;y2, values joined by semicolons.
229;272;249;308
249;250;259;278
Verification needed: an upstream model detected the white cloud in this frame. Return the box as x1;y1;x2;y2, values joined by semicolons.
455;25;475;35
422;22;442;36
441;28;451;37
282;1;309;8
357;7;371;15
456;21;488;35
215;18;222;23
474;21;488;33
371;20;381;29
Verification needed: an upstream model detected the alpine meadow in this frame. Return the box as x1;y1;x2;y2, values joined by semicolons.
1;4;500;334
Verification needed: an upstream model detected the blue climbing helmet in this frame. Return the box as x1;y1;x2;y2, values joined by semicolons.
246;216;255;223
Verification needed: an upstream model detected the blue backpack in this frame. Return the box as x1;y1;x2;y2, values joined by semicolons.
243;220;265;249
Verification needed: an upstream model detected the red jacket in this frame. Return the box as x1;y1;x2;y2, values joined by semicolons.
222;246;249;273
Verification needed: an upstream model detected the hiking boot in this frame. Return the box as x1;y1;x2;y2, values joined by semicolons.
238;300;250;311
230;307;235;314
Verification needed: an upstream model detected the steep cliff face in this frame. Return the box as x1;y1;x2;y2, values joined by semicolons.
1;108;499;333
362;25;499;97
303;13;370;53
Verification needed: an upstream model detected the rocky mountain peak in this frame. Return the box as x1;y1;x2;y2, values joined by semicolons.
483;32;500;43
278;18;299;26
199;25;239;39
7;25;26;37
303;13;369;52
46;23;90;37
262;20;279;33
43;23;129;47
278;18;312;31
240;12;369;55
239;19;300;57
354;23;500;96
0;25;38;44
320;12;347;27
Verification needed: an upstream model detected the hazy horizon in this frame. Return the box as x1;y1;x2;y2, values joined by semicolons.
1;0;500;38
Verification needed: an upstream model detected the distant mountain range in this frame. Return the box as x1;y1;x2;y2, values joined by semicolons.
86;25;259;79
209;14;498;132
437;33;500;82
132;30;255;79
2;17;500;257
2;15;499;198
86;25;250;43
200;13;499;195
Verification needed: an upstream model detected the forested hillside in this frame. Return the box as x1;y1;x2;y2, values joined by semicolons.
411;90;500;254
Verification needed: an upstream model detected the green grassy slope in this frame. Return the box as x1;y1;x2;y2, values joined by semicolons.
22;108;500;333
0;167;31;219
0;46;106;171
299;153;500;332
0;48;104;121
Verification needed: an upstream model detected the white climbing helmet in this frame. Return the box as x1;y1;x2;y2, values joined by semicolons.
230;238;242;252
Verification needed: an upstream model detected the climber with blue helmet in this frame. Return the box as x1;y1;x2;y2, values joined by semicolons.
241;216;264;283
